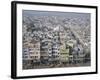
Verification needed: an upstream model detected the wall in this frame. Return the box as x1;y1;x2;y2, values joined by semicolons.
0;0;99;80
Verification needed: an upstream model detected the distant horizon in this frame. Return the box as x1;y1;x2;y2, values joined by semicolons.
23;10;90;19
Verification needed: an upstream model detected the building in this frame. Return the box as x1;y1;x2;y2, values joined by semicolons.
52;43;60;64
71;43;84;64
59;31;66;44
47;40;53;63
23;39;40;65
52;31;60;64
59;30;69;63
66;39;77;63
59;47;69;63
40;39;49;64
40;31;53;64
23;41;30;62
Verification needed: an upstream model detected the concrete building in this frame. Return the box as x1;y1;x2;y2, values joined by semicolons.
59;31;66;44
40;35;53;64
40;39;49;64
72;43;84;64
66;39;77;63
59;30;69;63
52;43;60;64
23;40;40;65
59;47;69;63
48;40;53;63
52;31;60;64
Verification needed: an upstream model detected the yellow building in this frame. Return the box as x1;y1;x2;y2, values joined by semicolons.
59;31;70;63
65;39;77;63
66;39;77;48
60;47;69;63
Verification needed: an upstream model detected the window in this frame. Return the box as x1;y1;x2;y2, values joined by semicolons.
34;45;36;48
29;48;33;51
35;56;38;58
24;53;28;55
37;48;40;50
30;52;33;54
24;56;28;58
23;50;27;52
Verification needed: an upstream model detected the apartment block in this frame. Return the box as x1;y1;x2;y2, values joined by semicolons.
23;40;40;64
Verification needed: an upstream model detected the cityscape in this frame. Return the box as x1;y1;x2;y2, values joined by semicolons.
22;10;91;69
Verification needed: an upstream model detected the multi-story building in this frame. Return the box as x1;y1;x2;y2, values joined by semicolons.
77;44;84;63
47;40;53;63
23;42;30;62
59;30;69;63
66;39;76;63
52;31;60;64
70;41;84;64
23;39;40;65
59;31;66;44
59;47;69;63
52;43;60;64
40;32;53;64
40;39;49;64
